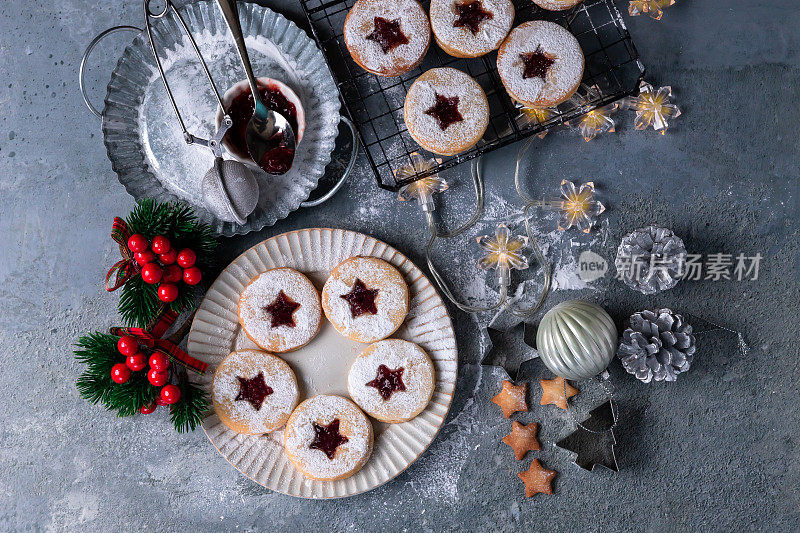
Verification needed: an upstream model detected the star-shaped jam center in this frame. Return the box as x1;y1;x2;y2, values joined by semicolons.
365;17;409;53
264;290;301;328
309;419;349;460
340;278;380;318
235;372;273;411
453;0;493;34
425;93;463;130
366;364;407;400
520;49;555;80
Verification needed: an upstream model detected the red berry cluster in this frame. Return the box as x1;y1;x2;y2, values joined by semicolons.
127;234;202;303
112;335;182;413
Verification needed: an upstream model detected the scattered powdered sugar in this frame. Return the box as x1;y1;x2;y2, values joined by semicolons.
284;395;372;479
212;350;299;434
239;269;322;352
430;0;514;56
344;0;430;75
322;257;408;343
347;339;435;421
404;68;489;150
497;20;583;106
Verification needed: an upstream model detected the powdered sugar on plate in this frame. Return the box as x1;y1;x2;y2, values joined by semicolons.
430;0;514;57
497;20;583;106
344;0;430;76
239;268;322;352
348;339;435;422
284;395;373;480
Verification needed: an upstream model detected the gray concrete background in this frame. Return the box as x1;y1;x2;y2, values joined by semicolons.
1;0;798;531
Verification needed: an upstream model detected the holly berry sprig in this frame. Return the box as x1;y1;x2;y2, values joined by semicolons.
115;200;216;328
113;335;182;410
75;332;207;432
128;233;203;304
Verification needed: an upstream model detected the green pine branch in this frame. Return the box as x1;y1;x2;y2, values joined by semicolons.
74;332;207;432
170;379;209;433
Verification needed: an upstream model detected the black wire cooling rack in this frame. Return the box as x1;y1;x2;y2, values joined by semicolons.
300;0;645;192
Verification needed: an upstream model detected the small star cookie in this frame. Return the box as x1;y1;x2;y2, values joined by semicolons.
539;376;578;410
491;380;528;418
502;421;540;460
518;459;556;497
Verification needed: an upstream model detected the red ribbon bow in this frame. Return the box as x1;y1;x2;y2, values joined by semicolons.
110;309;207;375
105;217;140;291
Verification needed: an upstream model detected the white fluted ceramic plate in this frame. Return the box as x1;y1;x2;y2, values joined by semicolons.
188;229;458;498
102;0;340;236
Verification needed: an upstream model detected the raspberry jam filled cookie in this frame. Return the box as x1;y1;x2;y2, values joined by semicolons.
321;256;409;343
212;350;299;435
497;21;584;107
284;395;374;481
344;0;431;77
404;67;489;156
238;268;322;353
430;0;515;58
348;339;435;423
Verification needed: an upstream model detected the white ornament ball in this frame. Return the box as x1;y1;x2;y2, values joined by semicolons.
536;300;618;381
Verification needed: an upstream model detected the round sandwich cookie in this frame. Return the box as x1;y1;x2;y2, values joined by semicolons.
321;256;410;343
430;0;515;58
497;20;584;108
238;268;322;353
348;339;436;423
532;0;584;11
344;0;431;77
284;395;374;481
212;350;299;435
404;67;489;156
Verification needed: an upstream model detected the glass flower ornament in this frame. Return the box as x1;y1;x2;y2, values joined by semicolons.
628;0;675;20
556;180;605;232
621;81;681;134
568;86;617;142
396;152;447;212
477;224;530;287
515;102;557;139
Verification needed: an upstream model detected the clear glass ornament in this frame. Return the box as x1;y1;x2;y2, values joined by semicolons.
514;102;557;139
621;81;681;134
396;152;447;212
556;180;606;232
477;224;529;287
628;0;675;20
568;86;617;142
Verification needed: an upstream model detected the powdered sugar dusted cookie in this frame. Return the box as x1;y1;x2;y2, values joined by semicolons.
404;67;489;156
344;0;431;77
532;0;584;11
497;21;584;107
284;395;374;481
212;350;299;435
430;0;514;58
348;339;435;423
238;268;322;353
321;256;409;343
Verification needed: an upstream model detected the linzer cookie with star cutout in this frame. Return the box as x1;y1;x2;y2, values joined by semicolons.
348;339;435;423
430;0;514;58
404;67;489;156
321;256;409;343
212;350;299;435
343;0;431;77
284;395;374;481
497;20;584;107
238;268;323;353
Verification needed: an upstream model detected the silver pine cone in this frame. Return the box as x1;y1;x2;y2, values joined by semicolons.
618;309;696;383
615;225;686;294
